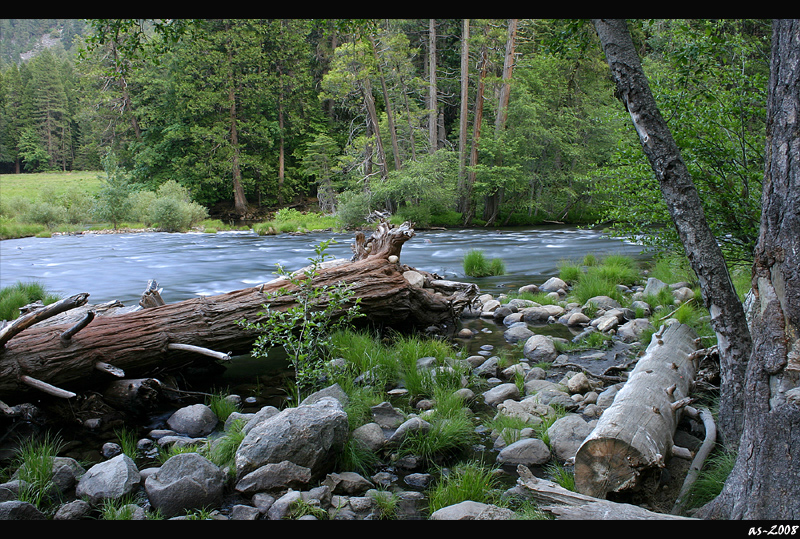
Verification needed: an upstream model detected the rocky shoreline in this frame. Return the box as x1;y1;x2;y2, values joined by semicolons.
0;273;711;520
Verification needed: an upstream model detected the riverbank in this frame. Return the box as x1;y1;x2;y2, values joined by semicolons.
0;251;723;520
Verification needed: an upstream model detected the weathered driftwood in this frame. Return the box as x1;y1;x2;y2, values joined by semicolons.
515;465;695;520
574;322;700;499
0;222;478;401
0;293;90;348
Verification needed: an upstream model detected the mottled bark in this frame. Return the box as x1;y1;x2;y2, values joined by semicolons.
592;19;752;445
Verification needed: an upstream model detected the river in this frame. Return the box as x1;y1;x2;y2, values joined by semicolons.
0;225;650;306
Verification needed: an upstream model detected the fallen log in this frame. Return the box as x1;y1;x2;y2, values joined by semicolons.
0;222;478;401
515;465;695;520
573;322;700;499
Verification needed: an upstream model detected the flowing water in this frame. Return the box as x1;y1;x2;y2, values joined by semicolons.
0;224;648;305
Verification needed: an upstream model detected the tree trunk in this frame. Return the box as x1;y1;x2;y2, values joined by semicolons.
697;19;800;520
457;19;470;214
462;36;488;226
0;223;477;403
574;323;700;498
428;19;437;154
369;34;402;171
592;19;752;446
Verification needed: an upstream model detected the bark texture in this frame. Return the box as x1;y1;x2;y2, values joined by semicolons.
698;19;800;520
592;18;753;445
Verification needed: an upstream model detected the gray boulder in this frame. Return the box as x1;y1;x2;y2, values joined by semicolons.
351;422;386;452
584;295;622;311
300;383;349;407
482;383;520;407
235;460;312;495
522;335;557;363
430;500;492;520
387;417;432;445
643;277;668;297
0;500;46;520
547;414;595;462
496;437;551;467
144;452;226;518
539;277;567;294
75;454;140;505
322;472;375;495
617;318;654;343
503;323;535;343
235;397;349;479
166;403;218;438
370;401;406;429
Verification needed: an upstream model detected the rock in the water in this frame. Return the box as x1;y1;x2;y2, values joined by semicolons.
522;335;557;363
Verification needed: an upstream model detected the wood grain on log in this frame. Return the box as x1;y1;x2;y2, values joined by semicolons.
574;322;700;498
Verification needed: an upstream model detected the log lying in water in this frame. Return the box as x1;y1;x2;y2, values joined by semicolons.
573;322;701;498
0;222;478;402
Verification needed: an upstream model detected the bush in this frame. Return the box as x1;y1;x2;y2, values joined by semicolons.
126;190;158;226
0;281;61;321
463;249;505;277
150;196;208;232
23;201;67;229
336;190;372;229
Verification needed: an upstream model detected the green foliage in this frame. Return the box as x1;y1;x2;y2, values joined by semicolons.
463;249;506;277
0;281;60;321
11;431;65;510
240;239;363;396
335;190;373;229
592;20;769;265
426;460;502;515
92;152;135;229
683;447;738;510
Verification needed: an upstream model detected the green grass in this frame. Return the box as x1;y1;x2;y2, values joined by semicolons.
427;460;502;514
683;447;737;510
12;431;65;510
0;281;61;321
0;171;104;200
463;249;506;277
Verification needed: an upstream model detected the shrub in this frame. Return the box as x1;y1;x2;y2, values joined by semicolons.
427;460;501;514
240;239;364;397
0;281;60;321
336;190;372;229
23;201;67;229
463;249;505;277
150;197;208;232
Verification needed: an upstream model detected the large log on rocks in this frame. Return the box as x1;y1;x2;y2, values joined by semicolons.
0;222;478;402
573;322;700;498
